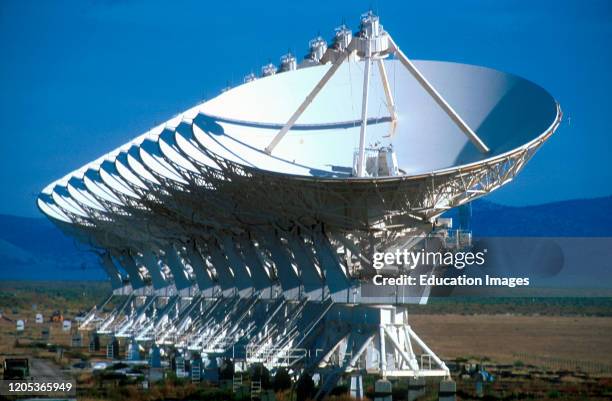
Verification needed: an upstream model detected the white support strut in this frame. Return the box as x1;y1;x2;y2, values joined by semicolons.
356;56;372;177
265;51;350;154
347;334;375;369
388;36;490;154
407;325;450;377
379;324;387;376
376;58;397;123
383;326;420;373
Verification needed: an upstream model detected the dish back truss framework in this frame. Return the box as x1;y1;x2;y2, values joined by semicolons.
38;11;561;398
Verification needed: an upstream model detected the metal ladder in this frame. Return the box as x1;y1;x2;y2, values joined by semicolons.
251;380;262;400
232;374;243;393
191;362;201;384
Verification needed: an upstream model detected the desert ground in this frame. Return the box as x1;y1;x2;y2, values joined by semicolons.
410;314;612;367
1;281;612;400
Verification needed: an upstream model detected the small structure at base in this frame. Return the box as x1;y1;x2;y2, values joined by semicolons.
408;377;426;401
439;379;456;401
149;344;161;368
35;313;43;324
374;379;392;401
126;337;140;361
202;355;219;382
71;332;83;347
149;368;164;383
62;320;72;332
50;310;63;322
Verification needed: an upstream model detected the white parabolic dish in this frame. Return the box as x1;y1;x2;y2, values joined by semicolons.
201;59;560;178
37;28;561;235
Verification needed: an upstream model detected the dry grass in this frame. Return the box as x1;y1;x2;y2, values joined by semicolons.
410;314;612;365
2;285;612;400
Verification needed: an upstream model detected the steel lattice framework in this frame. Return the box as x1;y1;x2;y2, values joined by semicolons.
38;11;561;398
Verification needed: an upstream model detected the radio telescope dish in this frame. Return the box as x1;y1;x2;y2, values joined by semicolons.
36;11;561;396
201;59;558;178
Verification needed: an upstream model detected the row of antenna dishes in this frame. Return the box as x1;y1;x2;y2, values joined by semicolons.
238;12;379;85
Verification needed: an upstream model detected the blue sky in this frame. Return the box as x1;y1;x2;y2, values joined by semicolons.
0;0;610;217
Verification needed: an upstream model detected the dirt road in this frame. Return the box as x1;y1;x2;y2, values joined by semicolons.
29;358;69;380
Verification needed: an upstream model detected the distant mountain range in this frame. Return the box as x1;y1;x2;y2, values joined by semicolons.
0;214;104;281
0;196;611;281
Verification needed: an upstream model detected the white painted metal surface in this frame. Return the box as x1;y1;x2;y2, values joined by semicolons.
36;12;561;396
